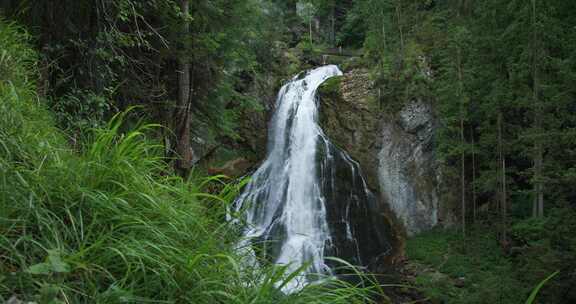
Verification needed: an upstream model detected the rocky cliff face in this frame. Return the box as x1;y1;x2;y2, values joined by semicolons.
318;70;381;190
378;100;439;235
188;66;284;173
318;68;439;236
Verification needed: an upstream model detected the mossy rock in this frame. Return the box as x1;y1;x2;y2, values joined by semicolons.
318;75;343;97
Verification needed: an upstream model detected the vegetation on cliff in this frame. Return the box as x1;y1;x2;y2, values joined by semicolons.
2;0;576;303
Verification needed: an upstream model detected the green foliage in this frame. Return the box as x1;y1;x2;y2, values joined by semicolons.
49;89;114;135
509;208;576;303
338;2;367;48
297;1;317;24
176;0;284;141
1;0;281;144
510;217;549;245
0;19;387;303
407;210;576;304
342;0;437;115
407;228;527;304
0;19;36;85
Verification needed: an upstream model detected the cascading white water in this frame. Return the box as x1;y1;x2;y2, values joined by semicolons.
233;65;393;293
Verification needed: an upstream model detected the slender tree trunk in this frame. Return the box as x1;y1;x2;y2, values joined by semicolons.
459;0;470;16
531;0;544;217
331;5;336;46
460;114;466;237
89;1;101;92
309;19;313;46
502;152;507;242
457;47;466;237
498;112;507;242
174;0;193;177
38;0;55;98
471;128;477;223
395;0;405;54
534;123;544;217
381;5;387;51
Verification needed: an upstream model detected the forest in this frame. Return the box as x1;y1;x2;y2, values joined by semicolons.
1;0;575;303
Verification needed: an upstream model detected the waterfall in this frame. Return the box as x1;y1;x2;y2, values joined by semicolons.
232;65;393;293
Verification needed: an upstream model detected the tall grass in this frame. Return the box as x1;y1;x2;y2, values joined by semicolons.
0;19;386;303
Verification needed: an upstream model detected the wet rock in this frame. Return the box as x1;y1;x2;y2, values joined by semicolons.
207;157;254;178
317;140;397;271
318;70;381;191
318;69;440;236
454;276;466;288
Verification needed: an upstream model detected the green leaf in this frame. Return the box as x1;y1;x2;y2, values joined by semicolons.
26;262;52;275
47;249;71;273
39;283;61;303
26;250;71;275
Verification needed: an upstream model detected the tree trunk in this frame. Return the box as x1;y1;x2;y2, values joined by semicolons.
457;47;466;237
381;5;387;51
174;0;193;177
395;0;405;54
309;19;313;46
502;152;507;242
331;5;336;46
498;112;507;242
531;0;544;217
471;128;477;223
460;116;466;236
287;0;299;44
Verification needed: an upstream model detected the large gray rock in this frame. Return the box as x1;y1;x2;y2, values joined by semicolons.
378;100;439;236
318;69;440;237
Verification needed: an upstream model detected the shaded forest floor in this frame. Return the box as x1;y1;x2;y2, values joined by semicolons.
402;228;522;304
397;215;576;304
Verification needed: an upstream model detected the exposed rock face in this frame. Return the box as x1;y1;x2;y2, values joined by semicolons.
318;70;381;191
188;71;280;173
378;100;438;236
318;69;439;236
207;157;254;178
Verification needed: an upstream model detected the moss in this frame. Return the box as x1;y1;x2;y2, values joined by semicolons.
318;75;343;97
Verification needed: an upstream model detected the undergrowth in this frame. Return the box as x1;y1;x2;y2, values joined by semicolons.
406;228;525;304
0;19;386;303
406;218;575;304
